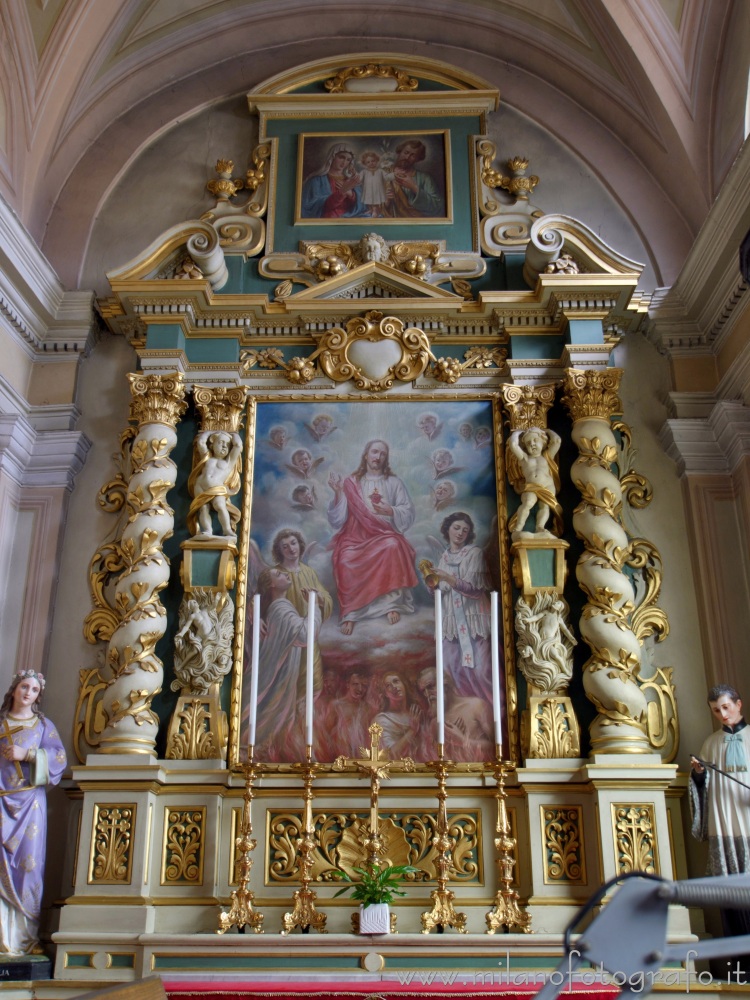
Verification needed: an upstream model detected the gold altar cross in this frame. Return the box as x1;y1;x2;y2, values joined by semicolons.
334;723;414;868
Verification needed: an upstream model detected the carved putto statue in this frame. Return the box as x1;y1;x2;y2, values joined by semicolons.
187;430;243;539
506;427;563;540
172;589;235;694
515;592;576;693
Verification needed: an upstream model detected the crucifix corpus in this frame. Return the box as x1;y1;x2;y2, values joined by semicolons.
334;722;415;869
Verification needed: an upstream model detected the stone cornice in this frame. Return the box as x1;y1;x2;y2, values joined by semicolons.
646;137;750;356
0;194;97;358
0;413;91;491
660;400;750;476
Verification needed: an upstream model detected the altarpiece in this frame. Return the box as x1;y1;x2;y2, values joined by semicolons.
56;54;683;981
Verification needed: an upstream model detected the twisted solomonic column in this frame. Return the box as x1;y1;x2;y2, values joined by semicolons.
98;373;187;755
561;369;651;754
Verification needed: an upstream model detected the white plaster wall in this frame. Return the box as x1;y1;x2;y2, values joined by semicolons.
611;332;708;768
488;105;658;288
80;95;256;295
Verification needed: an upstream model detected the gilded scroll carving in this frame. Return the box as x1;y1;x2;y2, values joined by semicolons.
162;809;205;885
260;810;480;886
240;311;507;390
324;64;419;93
90;805;135;884
542;806;585;884
613;804;657;875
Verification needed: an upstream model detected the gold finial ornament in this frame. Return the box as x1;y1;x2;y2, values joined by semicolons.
206;159;244;202
499;158;539;201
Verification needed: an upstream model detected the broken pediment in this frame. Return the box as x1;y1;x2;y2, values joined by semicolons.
276;260;465;305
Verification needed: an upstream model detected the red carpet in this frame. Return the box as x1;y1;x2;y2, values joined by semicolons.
165;984;617;1000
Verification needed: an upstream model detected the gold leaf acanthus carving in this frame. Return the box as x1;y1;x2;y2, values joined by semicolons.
562;368;623;421
262;810;480;885
127;373;188;428
91;805;135;884
163;809;205;884
324;64;419;93
613;805;657;875
543;807;584;883
239;311;507;391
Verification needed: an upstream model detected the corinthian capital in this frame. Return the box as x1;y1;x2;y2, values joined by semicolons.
192;385;249;432
128;373;188;427
500;384;556;430
561;368;623;422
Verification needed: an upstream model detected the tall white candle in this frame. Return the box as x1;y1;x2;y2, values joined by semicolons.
490;591;503;753
248;593;261;746
435;586;445;746
305;590;317;748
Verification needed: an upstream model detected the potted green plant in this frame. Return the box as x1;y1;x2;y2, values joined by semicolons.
333;862;420;934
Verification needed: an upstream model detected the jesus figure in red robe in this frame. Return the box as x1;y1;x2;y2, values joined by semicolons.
327;439;418;635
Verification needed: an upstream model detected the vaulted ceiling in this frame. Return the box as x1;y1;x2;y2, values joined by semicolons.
0;0;747;291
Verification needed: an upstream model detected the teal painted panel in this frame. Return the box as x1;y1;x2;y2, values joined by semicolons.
567;318;603;344
189;549;225;588
266;114;481;253
472;257;507;292
64;954;94;968
216;254;246;294
185;339;239;363
508;336;562;359
108;955;135;969
152;954;362;971
504;252;527;289
527;547;556;588
146;325;185;350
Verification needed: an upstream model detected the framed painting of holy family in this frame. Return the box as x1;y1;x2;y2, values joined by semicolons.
295;131;451;224
230;397;514;768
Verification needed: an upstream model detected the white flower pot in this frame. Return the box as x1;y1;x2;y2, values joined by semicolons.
359;902;390;934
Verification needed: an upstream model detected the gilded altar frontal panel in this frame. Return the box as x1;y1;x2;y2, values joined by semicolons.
228;806;483;887
161;807;206;885
88;803;137;884
230;395;516;769
540;805;586;885
611;803;658;876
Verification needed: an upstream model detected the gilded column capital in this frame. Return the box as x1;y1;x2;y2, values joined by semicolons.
192;385;249;432
128;372;188;427
500;384;556;430
561;368;623;422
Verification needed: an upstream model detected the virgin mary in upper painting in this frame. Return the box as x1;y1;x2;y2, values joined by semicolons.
297;132;450;223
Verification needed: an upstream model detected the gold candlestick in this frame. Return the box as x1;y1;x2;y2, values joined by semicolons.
485;753;532;934
420;746;467;934
281;746;327;935
217;748;264;934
